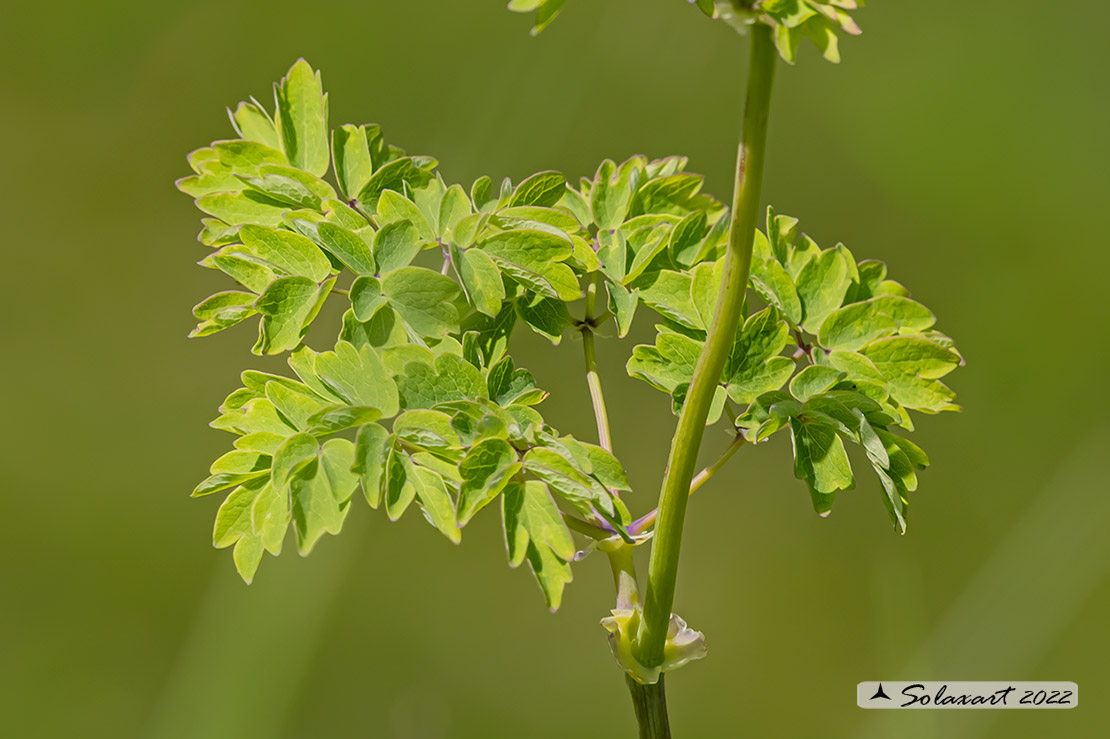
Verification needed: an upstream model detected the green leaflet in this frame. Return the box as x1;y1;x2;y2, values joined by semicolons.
439;184;472;241
819;296;936;351
197;191;288;226
193;470;268;498
275;59;330;178
734;391;800;444
479;229;580;301
383;444;416;520
509;171;567;208
622;226;672;286
631;304;794;413
788;365;845;402
628;173;710;218
381;266;461;339
395;409;462;453
271;433;319;491
461;303;516;368
669;210;710;269
213;140;288;174
305;406;381;436
377;190;434;242
671;383;728;425
241;165;336;210
312;341;400;417
582;443;631;491
177;170;243;198
316;222;376;275
862;336;961;413
724;307;795;404
322;198;368;230
750;254;803;324
211;252;276;294
397;353;489;410
597;228;627;281
516;293;572;344
458;438;520;525
212;396;296;437
523;447;628;529
795;247;851;333
342;305;408;349
254;276;330;355
470;176;495;212
486;356;547;407
627;331;701;395
493;206;582;235
790;417;854;499
353;422;389;508
357;157;435;210
190;291;257;338
290;439;358;555
607;281;638;338
230;100;281;150
266;382;328;430
332;124;373;199
408;464;461;544
455;246;504;318
349;276;385;322
239;224;332;282
209;450;270;475
502;479;575;611
228;534;263;584
373;219;423;274
632;269;702;329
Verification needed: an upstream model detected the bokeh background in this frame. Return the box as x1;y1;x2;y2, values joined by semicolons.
3;1;1108;737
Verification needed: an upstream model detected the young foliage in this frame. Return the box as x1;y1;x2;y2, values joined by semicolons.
180;52;958;615
516;1;864;64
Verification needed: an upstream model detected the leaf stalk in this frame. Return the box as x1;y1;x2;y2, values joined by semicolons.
581;276;614;452
629;434;747;536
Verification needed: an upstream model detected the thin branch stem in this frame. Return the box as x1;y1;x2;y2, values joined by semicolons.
690;435;747;495
634;24;777;673
581;276;613;452
440;242;452;275
629;434;747;535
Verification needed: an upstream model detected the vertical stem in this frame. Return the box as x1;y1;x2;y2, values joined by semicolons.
582;276;613;452
634;25;777;673
582;276;667;736
626;676;672;739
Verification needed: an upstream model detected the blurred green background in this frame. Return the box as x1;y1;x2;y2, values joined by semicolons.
3;1;1108;737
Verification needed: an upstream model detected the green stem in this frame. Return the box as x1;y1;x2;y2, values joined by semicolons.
634;24;777;673
629;434;747;536
689;435;746;495
580;275;666;734
582;276;613;452
626;676;672;739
